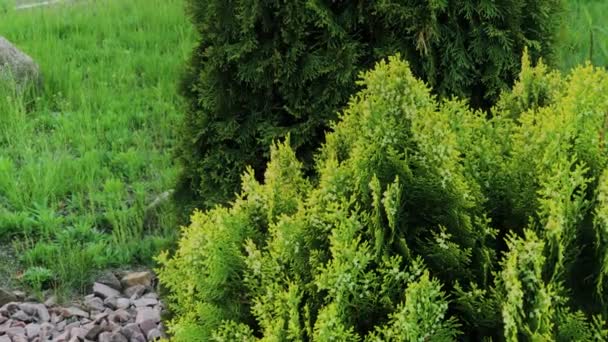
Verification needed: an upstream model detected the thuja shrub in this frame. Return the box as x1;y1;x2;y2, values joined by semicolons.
176;0;562;210
159;56;608;340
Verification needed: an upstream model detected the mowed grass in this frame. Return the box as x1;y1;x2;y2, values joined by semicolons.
556;0;608;70
0;0;193;295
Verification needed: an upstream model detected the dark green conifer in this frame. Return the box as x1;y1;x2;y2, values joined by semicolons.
176;0;562;211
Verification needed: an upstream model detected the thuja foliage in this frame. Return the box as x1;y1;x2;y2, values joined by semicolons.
158;55;608;340
176;0;562;210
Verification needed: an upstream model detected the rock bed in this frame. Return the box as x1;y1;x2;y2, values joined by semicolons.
0;271;167;342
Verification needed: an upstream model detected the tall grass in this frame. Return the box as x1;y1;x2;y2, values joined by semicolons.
0;0;193;295
556;0;608;70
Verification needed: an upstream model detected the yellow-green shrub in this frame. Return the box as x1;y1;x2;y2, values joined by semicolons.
158;55;608;340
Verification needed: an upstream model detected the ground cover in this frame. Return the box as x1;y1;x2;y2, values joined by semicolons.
0;0;193;296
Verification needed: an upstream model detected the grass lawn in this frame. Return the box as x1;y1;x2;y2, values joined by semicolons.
0;0;193;296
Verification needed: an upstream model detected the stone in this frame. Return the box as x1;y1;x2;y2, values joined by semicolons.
25;322;40;337
123;285;146;299
135;308;160;325
11;335;27;342
11;320;26;328
132;297;157;308
35;304;50;322
18;303;37;316
70;327;87;340
85;296;105;311
54;330;70;341
0;317;11;331
98;332;112;342
39;322;54;340
0;302;18;316
85;325;104;340
120;272;153;289
0;36;42;92
138;318;157;337
64;307;89;319
0;314;6;324
5;326;26;337
93;312;109;323
147;328;164;341
0;335;9;342
142;292;158;300
10;310;32;322
116;298;130;310
108;309;130;323
99;331;127;342
93;283;121;300
0;288;16;307
97;271;122;291
104;296;118;310
56;319;66;332
120;323;145;341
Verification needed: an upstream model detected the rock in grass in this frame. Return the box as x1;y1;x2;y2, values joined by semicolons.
97;271;122;291
93;282;121;300
0;288;17;307
0;36;42;93
120;272;153;289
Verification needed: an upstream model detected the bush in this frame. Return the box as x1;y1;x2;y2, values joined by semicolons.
160;55;608;340
176;0;563;210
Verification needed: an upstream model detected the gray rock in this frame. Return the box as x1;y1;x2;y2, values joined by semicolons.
39;322;54;340
99;331;128;342
109;309;130;323
70;327;88;340
0;288;16;307
0;335;10;342
133;297;157;308
64;306;89;319
85;325;104;340
0;314;6;324
25;322;40;337
138;318;157;337
135;308;160;325
56;319;66;332
104;296;118;310
54;329;70;341
35;304;50;323
0;36;42;92
98;331;112;342
116;298;130;310
5;326;26;337
98;272;123;291
120;323;145;341
147;328;164;341
18;303;37;316
124;285;146;299
85;296;105;311
11;310;32;322
94;283;121;300
11;335;27;342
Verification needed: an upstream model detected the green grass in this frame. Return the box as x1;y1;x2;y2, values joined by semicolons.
556;0;608;70
0;0;194;295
